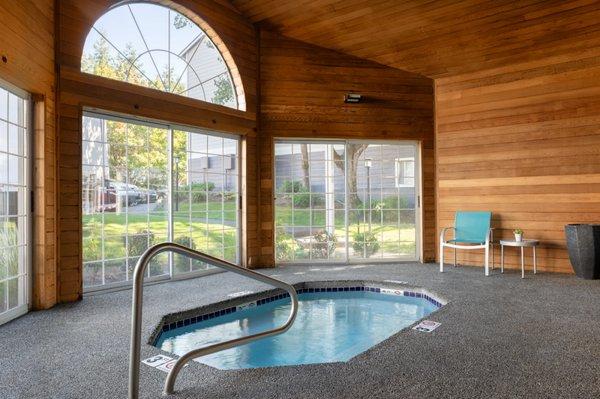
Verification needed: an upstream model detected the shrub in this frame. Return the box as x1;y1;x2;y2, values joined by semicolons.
352;231;380;258
0;223;18;277
280;180;310;208
275;236;293;262
124;229;155;257
173;235;198;272
178;182;215;203
123;229;165;276
310;230;337;259
275;229;305;262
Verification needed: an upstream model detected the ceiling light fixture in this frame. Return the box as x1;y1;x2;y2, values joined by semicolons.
344;93;362;103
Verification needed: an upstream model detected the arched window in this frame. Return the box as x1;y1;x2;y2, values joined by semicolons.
81;2;241;110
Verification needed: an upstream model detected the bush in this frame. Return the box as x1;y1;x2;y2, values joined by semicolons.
275;236;294;262
173;235;197;272
280;180;310;208
310;230;337;259
178;182;215;203
0;223;18;278
123;229;165;276
124;229;155;257
352;231;380;258
275;229;305;262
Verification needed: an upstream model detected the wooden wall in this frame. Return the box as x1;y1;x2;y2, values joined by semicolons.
436;48;600;273
56;0;259;301
0;0;57;309
258;30;435;266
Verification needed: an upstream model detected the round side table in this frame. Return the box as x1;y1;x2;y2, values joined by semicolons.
500;239;540;279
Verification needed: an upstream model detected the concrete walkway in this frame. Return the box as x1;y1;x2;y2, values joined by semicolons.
1;263;599;398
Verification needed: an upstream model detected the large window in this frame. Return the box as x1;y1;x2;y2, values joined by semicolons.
81;2;240;109
0;83;29;325
82;113;239;290
274;141;419;263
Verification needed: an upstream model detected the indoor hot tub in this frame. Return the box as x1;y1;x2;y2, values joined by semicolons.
152;281;446;369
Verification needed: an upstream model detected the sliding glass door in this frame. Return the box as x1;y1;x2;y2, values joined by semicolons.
347;142;417;260
274;140;419;263
82;112;240;291
0;83;30;325
274;142;346;262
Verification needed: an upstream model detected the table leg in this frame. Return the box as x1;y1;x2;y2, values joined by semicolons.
521;247;525;279
533;246;537;274
491;243;495;270
500;245;504;273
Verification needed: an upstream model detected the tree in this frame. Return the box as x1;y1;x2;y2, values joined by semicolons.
211;75;234;106
300;144;310;189
173;14;191;29
83;36;188;187
332;144;368;218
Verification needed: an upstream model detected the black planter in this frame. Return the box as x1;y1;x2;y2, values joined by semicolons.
565;224;600;279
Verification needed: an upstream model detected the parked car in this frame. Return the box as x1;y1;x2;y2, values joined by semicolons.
97;180;144;212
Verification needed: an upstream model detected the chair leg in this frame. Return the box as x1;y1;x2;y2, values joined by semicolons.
454;247;457;267
440;243;444;273
484;244;490;276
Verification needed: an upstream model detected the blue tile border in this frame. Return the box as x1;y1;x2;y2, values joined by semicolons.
157;283;445;337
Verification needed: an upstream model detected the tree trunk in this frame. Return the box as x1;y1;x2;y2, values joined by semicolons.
300;144;310;189
332;144;368;223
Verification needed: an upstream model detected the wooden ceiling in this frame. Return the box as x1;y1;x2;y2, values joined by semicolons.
231;0;600;78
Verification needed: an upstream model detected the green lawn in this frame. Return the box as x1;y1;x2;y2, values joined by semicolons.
274;205;417;262
82;202;238;265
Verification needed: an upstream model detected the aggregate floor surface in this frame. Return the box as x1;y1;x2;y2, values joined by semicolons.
1;263;599;398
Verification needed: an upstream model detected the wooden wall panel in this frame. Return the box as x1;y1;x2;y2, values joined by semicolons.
436;49;600;274
56;0;259;301
0;0;57;309
233;0;600;79
258;30;435;266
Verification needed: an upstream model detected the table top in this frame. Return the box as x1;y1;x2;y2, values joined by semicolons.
500;239;540;247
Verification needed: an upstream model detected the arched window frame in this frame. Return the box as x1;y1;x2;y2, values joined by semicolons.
80;0;246;111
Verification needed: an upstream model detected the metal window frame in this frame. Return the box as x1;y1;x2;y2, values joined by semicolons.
84;2;240;110
272;138;421;265
81;109;242;293
0;77;32;326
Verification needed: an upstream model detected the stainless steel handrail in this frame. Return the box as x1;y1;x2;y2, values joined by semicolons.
128;242;298;398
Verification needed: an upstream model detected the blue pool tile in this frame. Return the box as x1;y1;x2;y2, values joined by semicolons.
176;320;183;328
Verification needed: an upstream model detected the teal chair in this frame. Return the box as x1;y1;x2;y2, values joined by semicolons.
440;211;493;276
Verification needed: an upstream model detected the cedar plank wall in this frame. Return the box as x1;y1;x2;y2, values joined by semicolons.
258;30;435;266
436;50;600;273
57;0;259;301
0;0;57;309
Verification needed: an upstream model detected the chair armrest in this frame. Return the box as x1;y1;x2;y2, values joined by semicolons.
439;227;455;243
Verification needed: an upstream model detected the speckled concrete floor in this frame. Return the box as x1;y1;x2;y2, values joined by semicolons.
1;263;600;399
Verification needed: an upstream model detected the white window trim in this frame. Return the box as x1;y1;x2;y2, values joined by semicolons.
81;110;241;293
0;77;32;326
395;157;415;188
